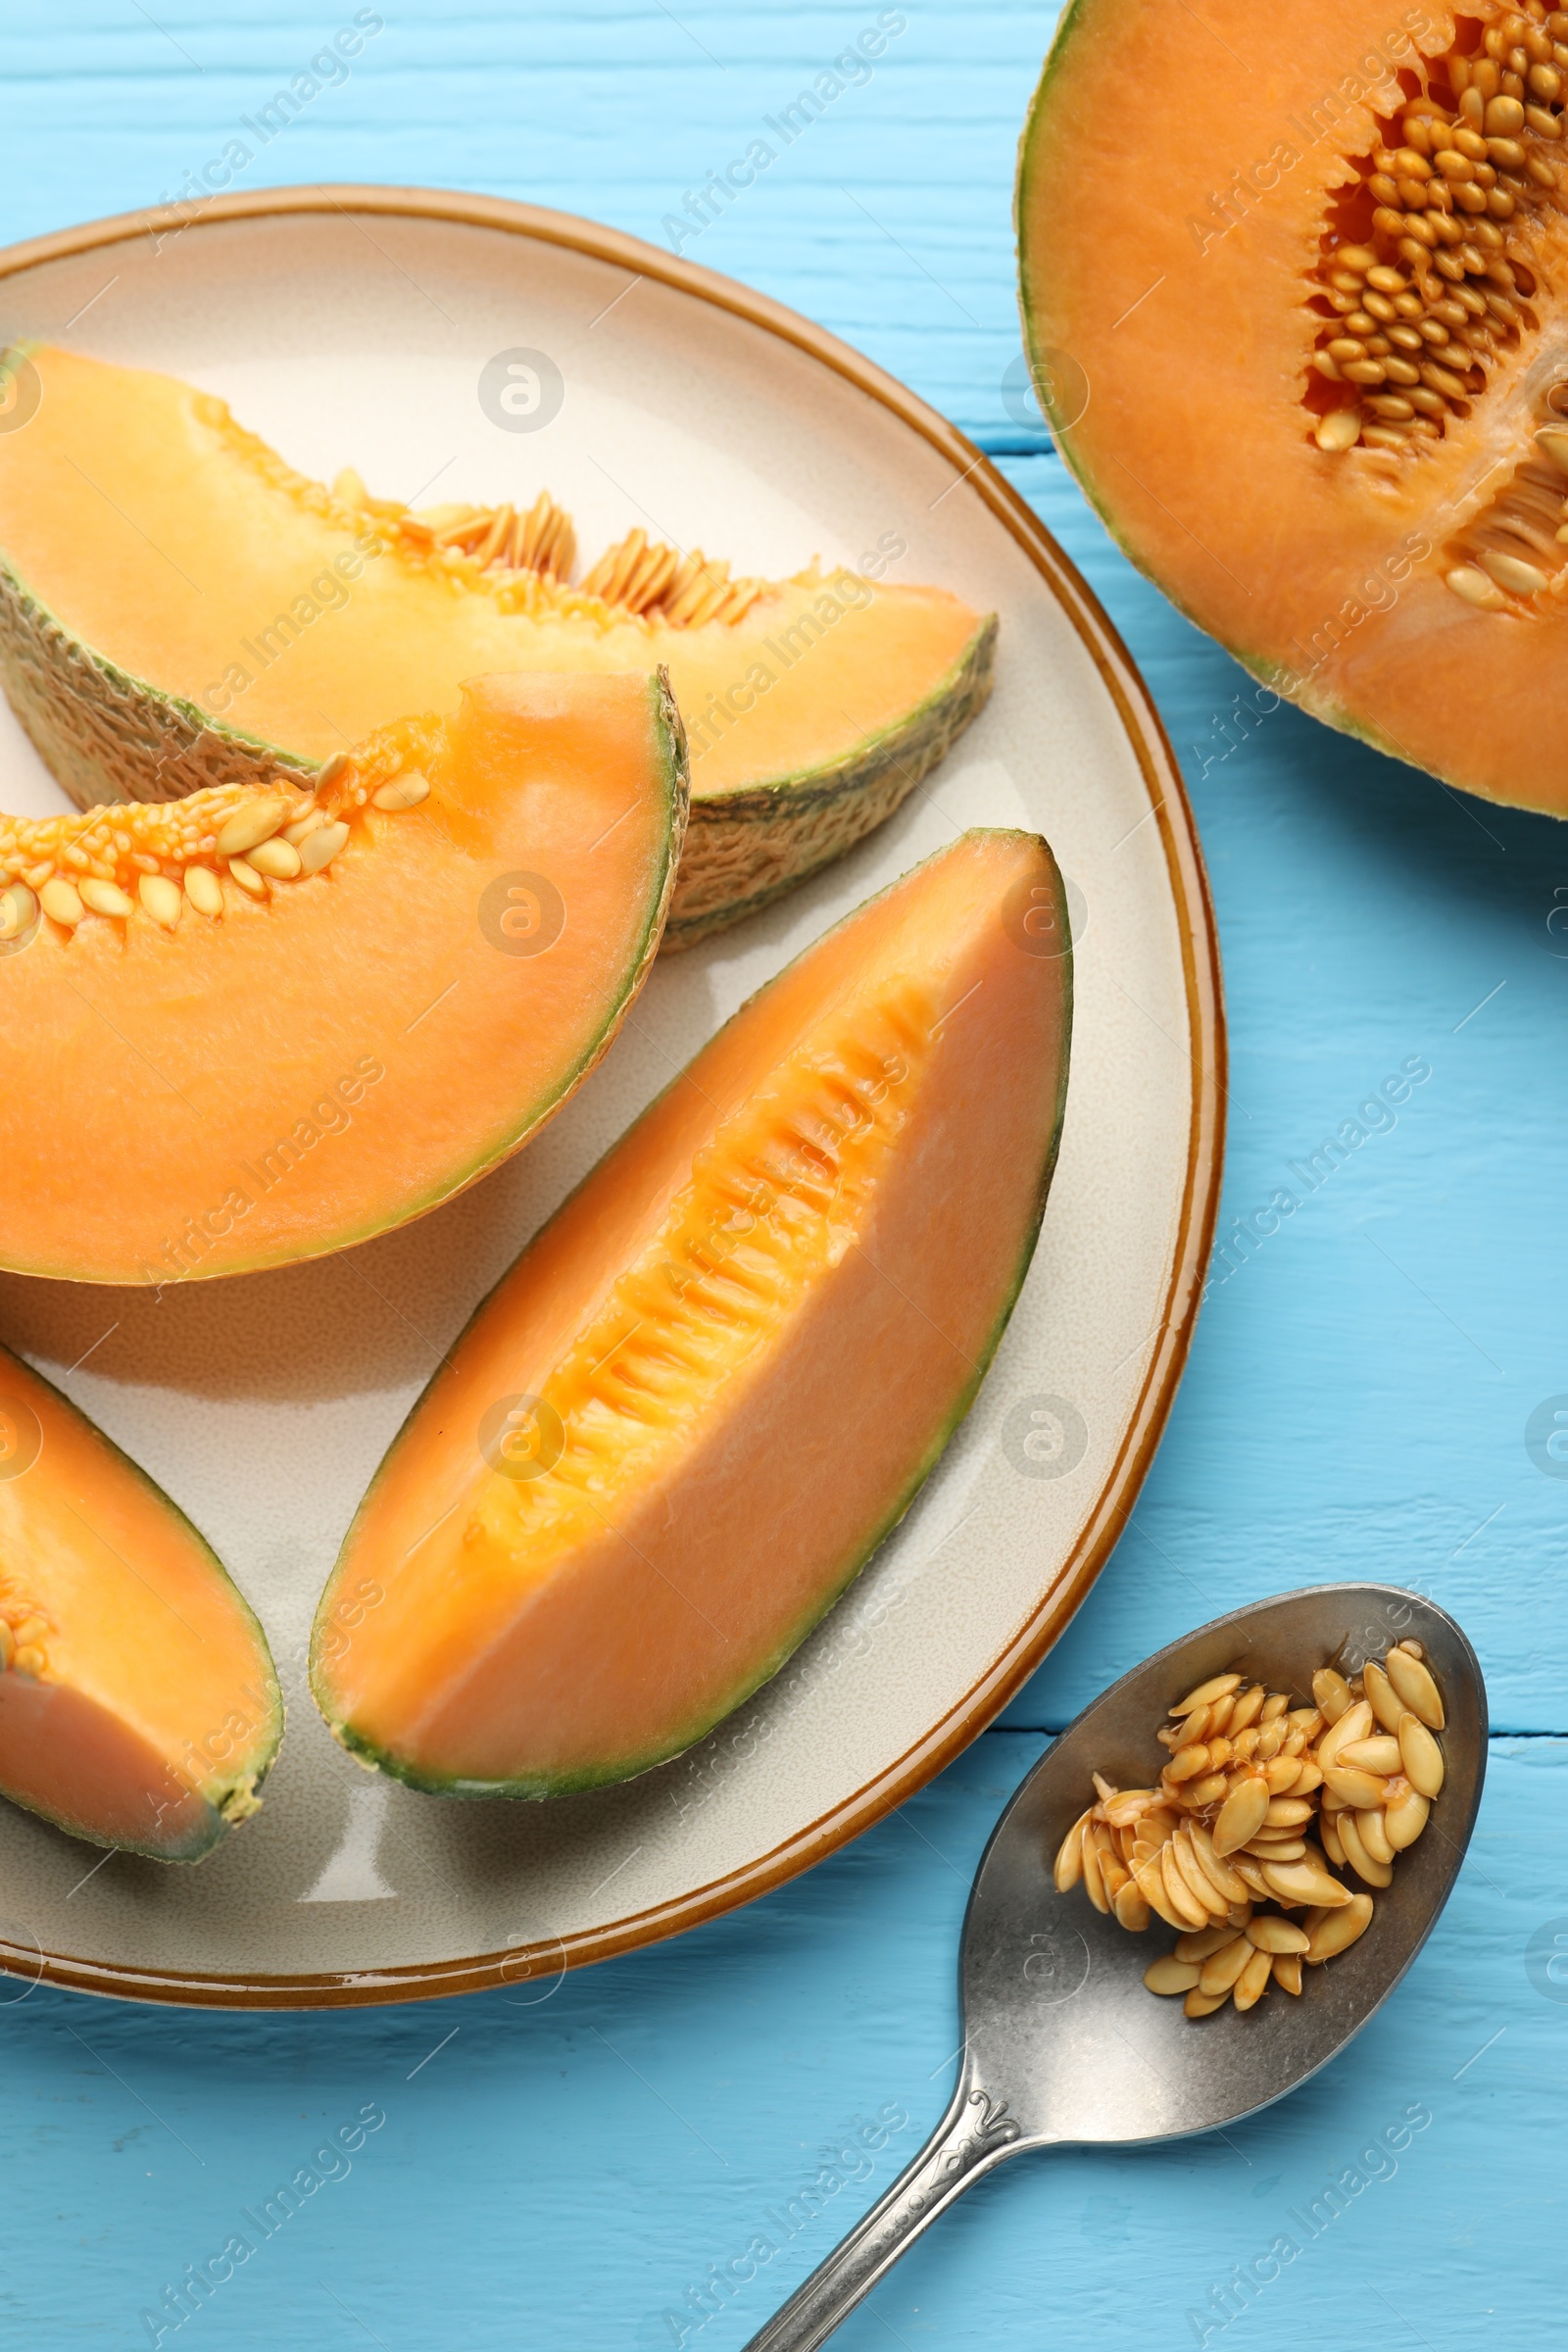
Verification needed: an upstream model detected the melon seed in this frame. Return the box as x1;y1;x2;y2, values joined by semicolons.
79;877;135;920
1362;1657;1404;1736
298;819;350;875
1384;1643;1446;1728
1396;1710;1445;1797
13;1644;44;1678
245;837;303;880
1144;1954;1200;1995
227;857;269;898
1384;1783;1431;1847
40;878;85;926
184;866;223;917
1303;1891;1374;1964
0;881;36;939
1212;1774;1270;1854
1356;1806;1396;1866
1245;1915;1309;1954
372;770;431;811
1338;1734;1403;1775
1316;409;1363;454
1446;565;1507;608
1233;1945;1274;2011
138;874;182;929
1262;1853;1354;1906
1480;547;1550;594
216;798;290;858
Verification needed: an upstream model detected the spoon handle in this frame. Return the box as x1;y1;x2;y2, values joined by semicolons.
740;2077;1025;2351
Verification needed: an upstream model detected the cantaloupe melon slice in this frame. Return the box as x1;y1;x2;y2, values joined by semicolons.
0;1342;280;1859
0;344;995;940
310;828;1072;1796
0;669;685;1285
1018;0;1568;813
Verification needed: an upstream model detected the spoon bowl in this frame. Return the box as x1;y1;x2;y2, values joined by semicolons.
744;1582;1487;2350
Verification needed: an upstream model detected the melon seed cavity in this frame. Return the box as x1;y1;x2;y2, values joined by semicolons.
1305;7;1568;608
1053;1639;1446;2019
329;471;765;629
0;747;427;943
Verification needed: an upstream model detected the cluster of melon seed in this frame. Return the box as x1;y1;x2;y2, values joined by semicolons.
0;754;431;947
330;467;765;629
0;1605;52;1682
1309;11;1568;488
1054;1641;1446;2019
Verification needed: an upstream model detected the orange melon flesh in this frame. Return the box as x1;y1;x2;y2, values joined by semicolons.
311;829;1072;1795
0;345;984;802
0;670;684;1284
1018;0;1568;812
0;1344;280;1858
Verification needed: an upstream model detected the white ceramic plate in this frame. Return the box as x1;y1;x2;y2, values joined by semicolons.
0;192;1222;2006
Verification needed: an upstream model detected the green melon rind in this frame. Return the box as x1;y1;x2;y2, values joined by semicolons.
6;672;689;1290
666;616;998;945
311;832;1072;1799
0;1343;283;1862
0;556;318;809
0;487;993;935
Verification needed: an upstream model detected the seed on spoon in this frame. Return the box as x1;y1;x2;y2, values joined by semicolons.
1385;1781;1431;1847
1246;1916;1310;1953
1338;1734;1403;1774
1397;1710;1446;1795
1362;1657;1405;1735
1169;1672;1243;1717
1144;1956;1200;1995
1385;1643;1446;1728
1054;1638;1446;2021
1304;1893;1375;1962
1233;1946;1274;2011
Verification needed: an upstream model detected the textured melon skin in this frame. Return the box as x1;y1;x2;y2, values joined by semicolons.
0;344;996;939
311;832;1072;1797
0;1344;281;1861
667;617;997;945
0;555;993;946
0;561;316;808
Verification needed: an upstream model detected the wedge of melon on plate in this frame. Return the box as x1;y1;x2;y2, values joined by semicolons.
310;826;1073;1796
0;343;995;940
0;1343;280;1860
0;669;686;1284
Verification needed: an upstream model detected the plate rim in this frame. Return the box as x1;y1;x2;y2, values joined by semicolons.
0;182;1227;2008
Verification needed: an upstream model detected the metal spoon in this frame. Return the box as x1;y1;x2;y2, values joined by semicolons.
742;1582;1486;2351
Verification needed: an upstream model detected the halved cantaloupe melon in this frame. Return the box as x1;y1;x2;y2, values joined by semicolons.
1018;0;1568;813
0;344;995;940
310;828;1072;1796
0;669;685;1284
0;1342;280;1858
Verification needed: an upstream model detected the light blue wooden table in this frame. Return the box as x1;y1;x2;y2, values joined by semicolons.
2;5;1562;2345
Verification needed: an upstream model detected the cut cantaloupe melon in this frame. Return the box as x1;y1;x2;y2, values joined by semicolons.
0;669;685;1285
0;1342;280;1858
1017;0;1568;813
0;344;995;940
309;828;1072;1796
